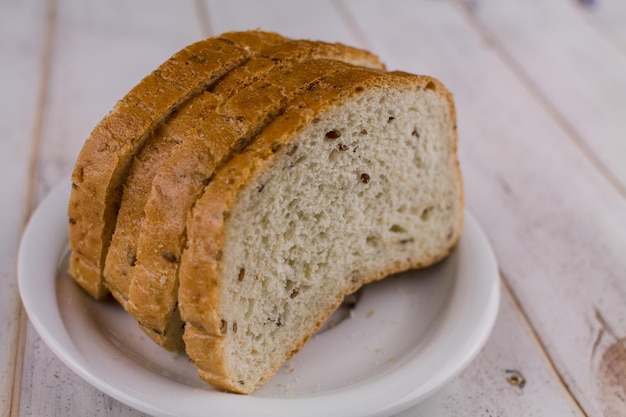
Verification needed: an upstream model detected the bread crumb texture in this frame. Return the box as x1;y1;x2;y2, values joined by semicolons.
214;83;461;391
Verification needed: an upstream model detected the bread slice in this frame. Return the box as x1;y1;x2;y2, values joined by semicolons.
123;52;384;350
102;35;312;309
104;38;384;311
68;31;288;299
178;67;463;393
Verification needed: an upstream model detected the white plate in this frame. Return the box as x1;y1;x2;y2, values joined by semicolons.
18;178;499;417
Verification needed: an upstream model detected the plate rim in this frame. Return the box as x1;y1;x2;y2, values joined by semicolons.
18;178;499;417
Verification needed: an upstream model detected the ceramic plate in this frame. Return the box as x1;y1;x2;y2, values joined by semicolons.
18;178;499;417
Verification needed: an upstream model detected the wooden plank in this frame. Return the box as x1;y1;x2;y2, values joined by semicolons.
462;0;626;192
0;0;48;414
342;0;626;415
576;0;626;53
202;0;367;47
16;1;623;416
18;0;201;415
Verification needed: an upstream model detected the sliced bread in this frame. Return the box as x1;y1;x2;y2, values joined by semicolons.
104;38;384;311
68;31;287;299
101;35;314;309
177;67;463;393
124;54;384;350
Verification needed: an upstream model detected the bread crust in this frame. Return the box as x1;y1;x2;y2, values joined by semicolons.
178;67;462;393
126;58;382;350
68;31;287;299
99;38;383;349
102;36;297;311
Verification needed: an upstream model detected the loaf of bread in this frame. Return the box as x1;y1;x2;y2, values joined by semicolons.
68;31;462;394
104;39;384;351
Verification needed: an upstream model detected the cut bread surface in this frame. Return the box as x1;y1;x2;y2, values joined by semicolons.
68;31;287;299
178;69;462;393
105;43;384;350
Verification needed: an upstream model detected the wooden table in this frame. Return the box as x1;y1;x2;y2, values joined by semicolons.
2;0;625;415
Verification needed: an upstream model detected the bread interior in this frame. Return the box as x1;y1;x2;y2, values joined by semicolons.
218;85;460;386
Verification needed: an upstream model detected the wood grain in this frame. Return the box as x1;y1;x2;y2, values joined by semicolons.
463;0;626;193
576;0;626;54
0;0;48;414
5;0;625;415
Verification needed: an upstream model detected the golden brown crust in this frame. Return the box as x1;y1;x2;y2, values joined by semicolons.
103;124;178;309
103;35;294;312
127;58;380;350
99;39;383;349
68;31;287;299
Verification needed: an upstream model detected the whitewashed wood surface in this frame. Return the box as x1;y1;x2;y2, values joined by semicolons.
2;0;625;415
